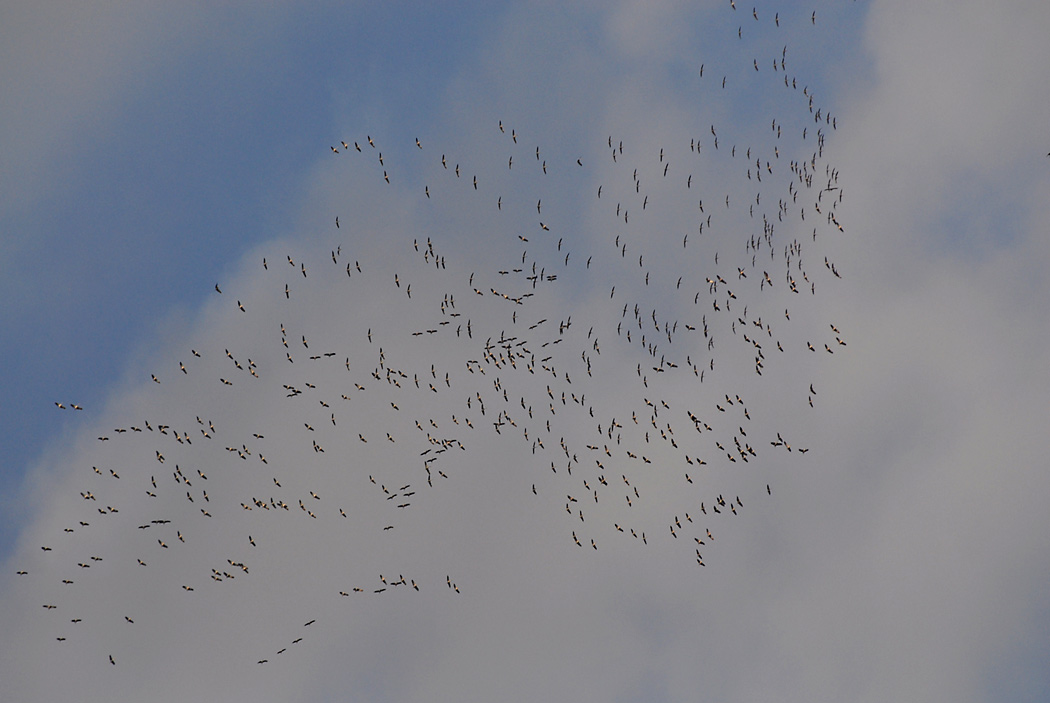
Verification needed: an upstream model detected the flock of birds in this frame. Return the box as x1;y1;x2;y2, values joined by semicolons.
17;3;852;677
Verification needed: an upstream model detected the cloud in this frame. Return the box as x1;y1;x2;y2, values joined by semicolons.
3;3;1050;703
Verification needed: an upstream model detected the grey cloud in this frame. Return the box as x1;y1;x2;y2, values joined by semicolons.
3;3;1050;703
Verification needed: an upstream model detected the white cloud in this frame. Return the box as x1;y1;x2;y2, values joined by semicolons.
4;2;1050;702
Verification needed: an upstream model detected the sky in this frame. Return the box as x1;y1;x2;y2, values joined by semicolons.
3;1;1050;701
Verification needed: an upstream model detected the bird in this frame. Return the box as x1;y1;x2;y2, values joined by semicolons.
20;35;853;673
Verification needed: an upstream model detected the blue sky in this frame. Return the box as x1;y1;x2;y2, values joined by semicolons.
0;3;502;513
3;2;1050;702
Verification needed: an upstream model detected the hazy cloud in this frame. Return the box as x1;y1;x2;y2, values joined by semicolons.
3;3;1049;703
